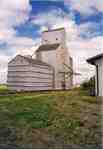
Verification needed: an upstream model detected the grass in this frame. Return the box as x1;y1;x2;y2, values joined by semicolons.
0;84;9;93
0;85;102;148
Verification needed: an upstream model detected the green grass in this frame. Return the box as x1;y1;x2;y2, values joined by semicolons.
0;84;9;93
0;86;102;148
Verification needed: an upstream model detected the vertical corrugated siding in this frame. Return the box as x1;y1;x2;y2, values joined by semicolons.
98;59;103;96
101;59;103;96
95;58;103;96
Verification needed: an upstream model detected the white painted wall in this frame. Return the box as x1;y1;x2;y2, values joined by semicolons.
95;57;103;96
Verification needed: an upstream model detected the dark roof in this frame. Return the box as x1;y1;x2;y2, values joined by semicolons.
87;53;103;65
35;43;60;52
22;55;53;67
43;27;65;33
10;55;53;68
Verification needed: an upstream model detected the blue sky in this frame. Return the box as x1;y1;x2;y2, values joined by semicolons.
15;0;103;40
15;1;70;39
0;0;103;83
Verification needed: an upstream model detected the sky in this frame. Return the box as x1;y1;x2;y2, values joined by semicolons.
0;0;103;84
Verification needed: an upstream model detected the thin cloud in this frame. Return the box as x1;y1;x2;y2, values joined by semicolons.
64;0;103;15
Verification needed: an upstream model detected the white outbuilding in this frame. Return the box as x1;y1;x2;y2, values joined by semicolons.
87;53;103;97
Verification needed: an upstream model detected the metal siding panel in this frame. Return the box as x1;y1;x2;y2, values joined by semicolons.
8;65;53;73
8;71;53;78
7;77;52;83
8;86;52;91
100;58;103;96
95;58;103;96
7;63;54;91
8;82;52;87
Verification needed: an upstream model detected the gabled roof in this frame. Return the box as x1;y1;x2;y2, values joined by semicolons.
43;27;65;33
87;53;103;65
35;43;60;52
9;55;53;68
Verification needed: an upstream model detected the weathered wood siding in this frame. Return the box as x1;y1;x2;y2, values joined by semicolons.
7;56;54;91
65;57;73;89
35;28;73;90
42;29;66;45
39;45;73;90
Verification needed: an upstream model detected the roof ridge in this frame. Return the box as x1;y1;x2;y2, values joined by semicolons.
87;53;103;61
42;27;65;33
20;55;53;68
40;43;60;46
35;43;60;53
87;53;103;64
